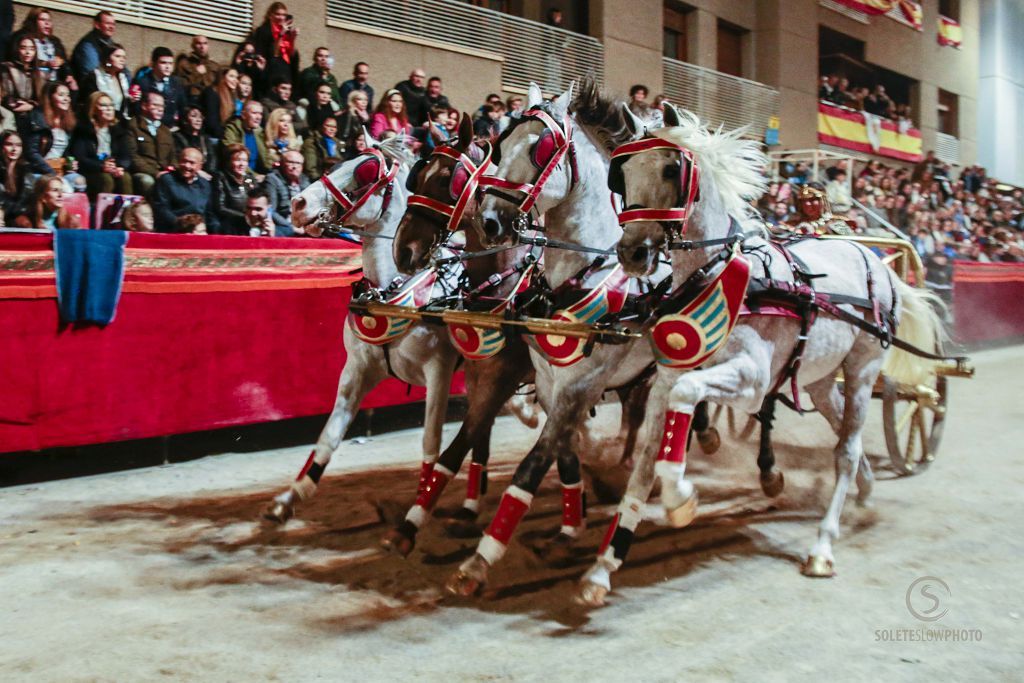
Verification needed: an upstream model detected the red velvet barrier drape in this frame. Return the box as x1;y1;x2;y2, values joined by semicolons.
953;261;1024;344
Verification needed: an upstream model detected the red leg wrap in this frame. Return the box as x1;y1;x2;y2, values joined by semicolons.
599;513;620;555
465;463;484;502
485;491;530;545
561;484;584;529
656;411;692;465
417;460;436;498
414;467;450;511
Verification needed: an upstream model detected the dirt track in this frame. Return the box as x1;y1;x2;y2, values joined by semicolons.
2;346;1022;682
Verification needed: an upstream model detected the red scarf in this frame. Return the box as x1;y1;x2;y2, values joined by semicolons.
271;23;294;65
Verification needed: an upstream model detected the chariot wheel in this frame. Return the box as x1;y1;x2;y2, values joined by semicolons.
882;374;947;475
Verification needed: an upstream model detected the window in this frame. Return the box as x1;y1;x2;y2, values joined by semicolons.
663;3;690;61
938;0;960;21
717;20;746;77
938;89;959;137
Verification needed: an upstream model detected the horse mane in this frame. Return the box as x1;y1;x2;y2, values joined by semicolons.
569;75;654;154
651;110;768;219
377;134;416;168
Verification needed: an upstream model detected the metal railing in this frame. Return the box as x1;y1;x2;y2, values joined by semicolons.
935;132;961;165
33;0;252;40
661;57;780;138
326;0;604;94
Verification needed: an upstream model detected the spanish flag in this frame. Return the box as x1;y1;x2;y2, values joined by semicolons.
833;0;895;15
817;102;923;163
938;16;963;48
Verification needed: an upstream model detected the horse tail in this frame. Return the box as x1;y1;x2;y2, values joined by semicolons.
882;278;948;387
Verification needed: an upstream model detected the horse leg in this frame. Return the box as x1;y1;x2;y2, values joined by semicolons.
446;378;599;596
755;396;785;497
264;347;387;523
805;374;872;505
802;352;883;577
693;401;721;455
382;347;529;555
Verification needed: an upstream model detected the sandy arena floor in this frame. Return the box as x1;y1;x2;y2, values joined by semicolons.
1;346;1022;682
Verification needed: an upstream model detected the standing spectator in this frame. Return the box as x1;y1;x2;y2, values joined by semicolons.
201;67;242;138
299;47;340;105
221;100;270;173
628;84;648;115
127;91;175;194
243;186;276;236
23;81;76;175
305;83;339;134
11;9;74;90
78;43;134;122
339;61;373;110
231;42;267;97
134;47;188;130
424;77;450;112
393;69;428;127
264;108;300;167
70;11;116;83
370;89;412;140
2;36;43;120
211;143;259;235
0;130;33;220
15;175;80;229
249;2;300;90
70;91;133;197
173;105;216;176
826;167;851;214
152;147;213;232
264;149;308;236
174;35;221;104
336;90;370;156
819;75;837;100
864;85;892;118
300;115;343;179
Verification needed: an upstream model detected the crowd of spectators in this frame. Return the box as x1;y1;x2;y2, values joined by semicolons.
819;74;913;125
0;4;526;235
761;151;1024;287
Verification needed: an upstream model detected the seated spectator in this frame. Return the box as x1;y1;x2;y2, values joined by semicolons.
70;91;133;197
1;36;43;122
173;105;216;176
264;149;308;236
422;105;451;156
12;8;74;90
264;107;300;167
230;42;266;98
628;84;648;115
336;90;370;158
299;47;340;105
174;35;220;104
260;77;304;133
425;76;450;112
0;130;33;220
339;61;374;110
238;73;255;108
127;91;176;194
443;107;459;136
212;143;260;235
201;67;242;138
133;47;188;129
15;174;80;229
121;198;154;232
152;147;213;232
826;167;852;213
78;43;134;122
244;186;276;236
393;69;428;127
300;115;342;179
249;3;299;90
766;201;791;227
305;83;339;134
370;89;411;140
222;100;271;173
70;11;117;83
23;81;76;175
473;104;500;142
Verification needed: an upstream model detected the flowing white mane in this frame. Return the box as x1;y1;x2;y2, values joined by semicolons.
377;135;416;167
651;110;768;221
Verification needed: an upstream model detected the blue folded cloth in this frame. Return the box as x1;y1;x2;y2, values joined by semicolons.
53;229;129;326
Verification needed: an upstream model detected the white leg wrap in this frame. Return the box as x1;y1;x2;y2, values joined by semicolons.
461;498;480;514
292;477;317;501
405;504;428;528
477;534;507;565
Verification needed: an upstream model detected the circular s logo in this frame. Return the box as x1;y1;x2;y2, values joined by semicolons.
906;576;951;622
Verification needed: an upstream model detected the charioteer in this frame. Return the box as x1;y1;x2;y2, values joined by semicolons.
785;183;856;236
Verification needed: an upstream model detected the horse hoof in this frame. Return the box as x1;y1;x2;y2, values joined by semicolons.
801;555;836;578
576;580;608;608
697;427;721;455
445;555;488;597
760;470;785;498
380;523;416;557
443;508;483;539
666;490;699;528
262;501;293;525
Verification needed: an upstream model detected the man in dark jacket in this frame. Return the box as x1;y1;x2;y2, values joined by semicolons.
174;35;222;105
394;69;428;127
134;47;188;129
263;149;309;236
339;61;374;110
152;147;214;232
70;11;117;82
127;91;177;194
425;77;450;113
299;47;340;105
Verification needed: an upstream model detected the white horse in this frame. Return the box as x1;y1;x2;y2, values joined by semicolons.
444;80;684;595
264;133;463;522
577;105;944;605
